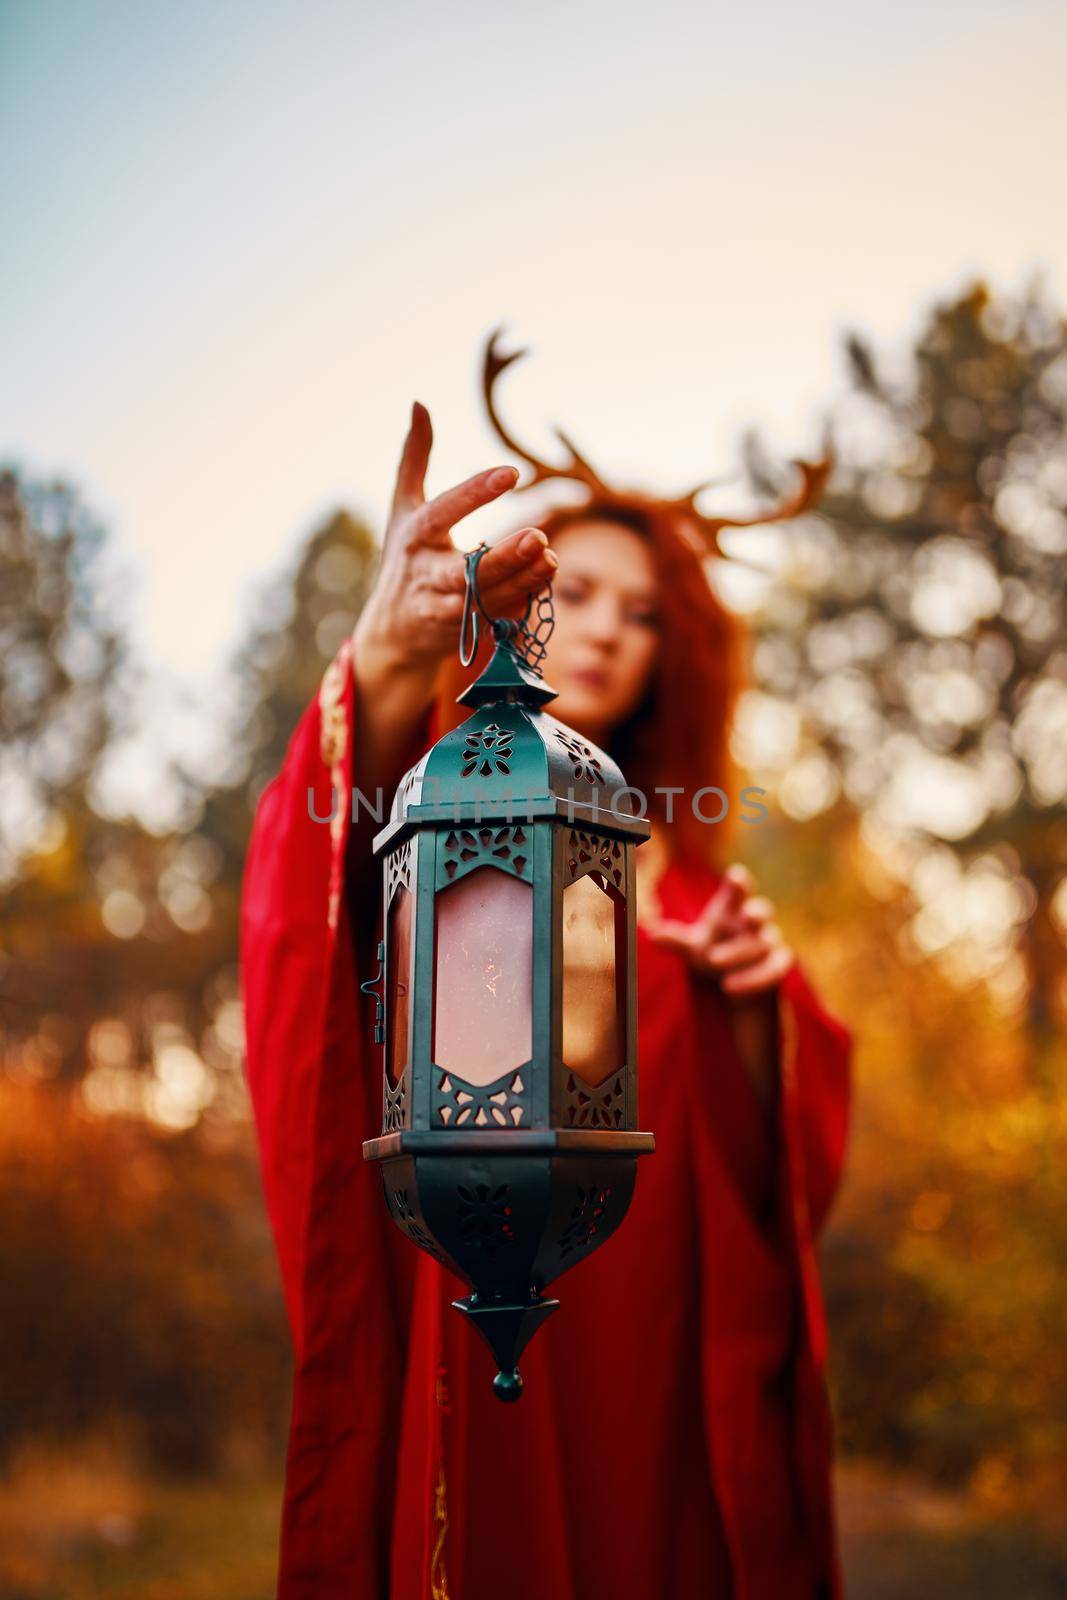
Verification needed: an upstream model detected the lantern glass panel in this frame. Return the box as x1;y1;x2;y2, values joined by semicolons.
387;883;412;1087
433;866;533;1085
562;871;626;1086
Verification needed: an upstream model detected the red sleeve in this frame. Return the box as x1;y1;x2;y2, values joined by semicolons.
660;857;852;1246
240;667;344;1357
774;961;852;1595
687;935;852;1598
658;856;853;1361
240;641;425;1597
778;961;852;1239
684;958;852;1244
775;959;853;1369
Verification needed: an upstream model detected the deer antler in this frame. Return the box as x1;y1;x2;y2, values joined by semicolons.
480;326;832;553
482;327;611;495
677;455;833;551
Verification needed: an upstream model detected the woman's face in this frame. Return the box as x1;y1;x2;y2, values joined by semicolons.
538;519;662;746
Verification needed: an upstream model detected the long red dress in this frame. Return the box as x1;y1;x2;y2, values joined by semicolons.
240;640;852;1600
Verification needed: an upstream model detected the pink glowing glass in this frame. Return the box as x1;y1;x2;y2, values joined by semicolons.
433;867;533;1086
562;872;626;1086
387;884;412;1087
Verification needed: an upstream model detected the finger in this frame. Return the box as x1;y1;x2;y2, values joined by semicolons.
694;876;743;941
418;464;519;544
711;867;760;936
423;531;557;601
703;921;780;966
736;894;774;929
476;537;559;611
721;945;795;997
481;570;558;622
389;401;433;522
724;862;757;895
642;915;705;954
477;527;551;589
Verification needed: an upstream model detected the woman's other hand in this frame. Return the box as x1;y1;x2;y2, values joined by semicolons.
645;863;792;1115
643;863;795;999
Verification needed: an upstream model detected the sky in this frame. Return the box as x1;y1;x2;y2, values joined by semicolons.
3;0;1067;696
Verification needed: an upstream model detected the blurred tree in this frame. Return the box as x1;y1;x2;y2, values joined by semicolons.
0;1079;289;1473
0;470;119;877
154;507;381;1111
735;283;1067;1500
200;508;379;865
166;507;380;1101
742;282;1067;1071
0;494;381;1472
0;468;133;1082
1;478;380;1105
0;469;232;1099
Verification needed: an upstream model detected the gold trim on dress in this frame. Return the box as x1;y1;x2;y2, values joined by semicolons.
430;1353;452;1600
430;1460;451;1600
318;641;352;929
318;644;350;770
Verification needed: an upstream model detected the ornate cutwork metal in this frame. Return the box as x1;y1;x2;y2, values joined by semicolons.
437;825;530;886
387;834;413;900
384;1071;408;1133
561;1065;626;1130
558;1182;615;1260
461;722;514;778
564;828;624;893
555;728;604;784
396;765;420;812
456;1182;517;1258
433;1066;529;1129
391;1186;444;1262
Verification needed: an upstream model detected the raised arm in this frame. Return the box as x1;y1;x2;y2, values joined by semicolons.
350;400;558;811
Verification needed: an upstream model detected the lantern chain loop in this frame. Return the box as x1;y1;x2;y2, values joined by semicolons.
459;543;555;675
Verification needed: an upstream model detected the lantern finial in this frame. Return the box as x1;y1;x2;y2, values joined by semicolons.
452;1292;561;1401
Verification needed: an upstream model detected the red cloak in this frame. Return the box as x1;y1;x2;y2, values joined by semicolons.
241;640;852;1600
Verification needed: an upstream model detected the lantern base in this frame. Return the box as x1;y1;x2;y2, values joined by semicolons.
452;1291;560;1401
363;1128;655;1161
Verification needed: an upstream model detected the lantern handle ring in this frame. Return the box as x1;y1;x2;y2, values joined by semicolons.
459;544;487;668
459;542;555;674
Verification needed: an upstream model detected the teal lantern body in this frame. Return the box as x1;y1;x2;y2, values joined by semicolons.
362;578;654;1400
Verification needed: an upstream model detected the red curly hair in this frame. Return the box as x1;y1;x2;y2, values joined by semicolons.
432;497;746;869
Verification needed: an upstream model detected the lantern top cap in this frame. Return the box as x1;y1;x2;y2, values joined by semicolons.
457;636;558;709
383;686;647;843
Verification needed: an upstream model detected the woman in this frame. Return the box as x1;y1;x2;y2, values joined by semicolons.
241;392;852;1600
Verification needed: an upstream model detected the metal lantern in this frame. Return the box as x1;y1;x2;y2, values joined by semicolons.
362;550;654;1400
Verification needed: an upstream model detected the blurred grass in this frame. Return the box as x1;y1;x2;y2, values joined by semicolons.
843;1526;1067;1600
2;1454;1066;1599
838;1461;1067;1599
0;1448;281;1600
